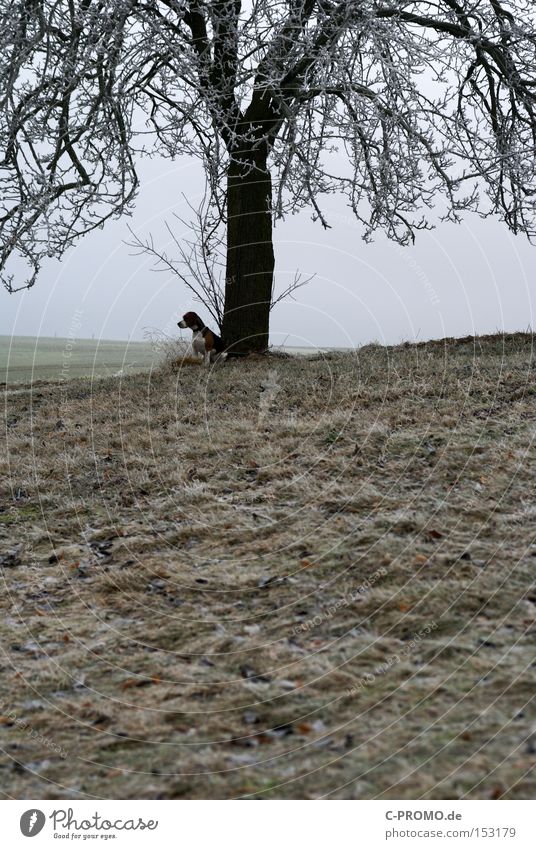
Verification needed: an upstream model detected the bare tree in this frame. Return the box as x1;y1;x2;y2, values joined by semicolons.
127;195;313;332
130;195;227;331
1;1;536;352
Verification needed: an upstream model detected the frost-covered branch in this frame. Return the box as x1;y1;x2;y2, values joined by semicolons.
1;0;536;291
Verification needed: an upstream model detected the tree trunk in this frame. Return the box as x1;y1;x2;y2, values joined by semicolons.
222;151;274;354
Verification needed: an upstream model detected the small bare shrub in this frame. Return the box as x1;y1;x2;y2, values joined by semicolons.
143;327;201;371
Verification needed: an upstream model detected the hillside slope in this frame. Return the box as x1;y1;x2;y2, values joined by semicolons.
1;335;535;799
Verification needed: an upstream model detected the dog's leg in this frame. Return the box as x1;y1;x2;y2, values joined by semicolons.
204;350;211;367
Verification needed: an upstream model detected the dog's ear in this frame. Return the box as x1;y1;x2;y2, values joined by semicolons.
181;311;201;328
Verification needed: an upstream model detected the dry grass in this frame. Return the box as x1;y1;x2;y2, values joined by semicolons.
143;328;201;371
1;333;535;800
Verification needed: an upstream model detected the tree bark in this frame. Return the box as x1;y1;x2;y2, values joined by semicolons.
222;151;275;354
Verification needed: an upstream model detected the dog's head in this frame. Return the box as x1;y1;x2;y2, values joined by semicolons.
178;311;203;331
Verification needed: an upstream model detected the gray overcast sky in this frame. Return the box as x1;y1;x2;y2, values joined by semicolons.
1;152;534;348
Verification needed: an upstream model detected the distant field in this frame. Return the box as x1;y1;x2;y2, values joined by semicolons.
0;336;328;384
0;335;156;384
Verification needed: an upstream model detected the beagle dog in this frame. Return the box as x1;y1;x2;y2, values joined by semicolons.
178;311;226;365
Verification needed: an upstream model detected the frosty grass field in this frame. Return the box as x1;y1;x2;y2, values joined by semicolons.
0;332;535;799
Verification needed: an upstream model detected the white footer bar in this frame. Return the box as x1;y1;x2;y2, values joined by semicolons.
3;800;534;848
